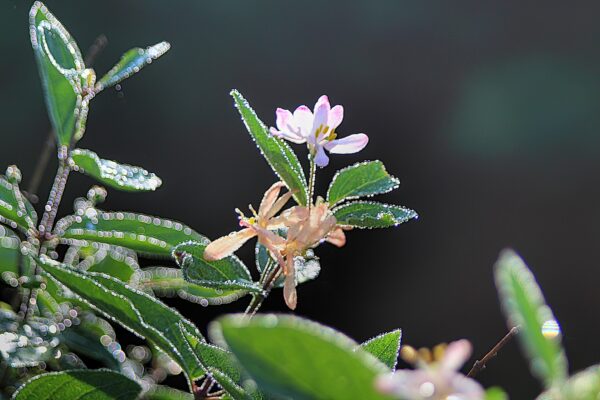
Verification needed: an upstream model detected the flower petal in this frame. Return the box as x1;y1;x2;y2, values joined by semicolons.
269;127;306;144
293;105;313;137
275;108;293;131
440;339;472;372
324;133;369;154
283;256;297;310
314;145;330;167
204;228;257;261
258;181;286;218
312;95;330;135
328;105;344;130
265;190;294;220
326;226;346;247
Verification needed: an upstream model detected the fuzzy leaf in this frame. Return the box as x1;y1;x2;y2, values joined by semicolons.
145;386;194;400
0;176;37;232
495;250;567;388
327;161;399;206
333;201;417;229
80;247;139;282
359;329;402;370
97;42;170;90
36;256;243;392
175;241;261;293
134;267;248;306
55;211;205;257
30;2;89;147
0;226;20;277
231;90;308;206
212;314;394;400
13;369;142;400
70;149;162;192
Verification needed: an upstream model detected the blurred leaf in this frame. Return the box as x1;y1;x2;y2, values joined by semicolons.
55;211;205;257
537;364;600;400
0;176;37;232
145;386;193;400
485;387;509;400
97;42;171;91
30;2;89;147
231;90;308;206
256;242;320;288
78;246;139;282
333;201;417;229
0;226;20;277
59;314;121;370
13;369;141;400
359;330;402;370
495;250;567;388
212;314;393;400
134;267;248;306
174;241;261;293
70;149;162;192
37;256;243;393
327;161;399;206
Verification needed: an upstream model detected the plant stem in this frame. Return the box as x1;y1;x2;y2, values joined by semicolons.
307;155;316;208
467;326;519;378
38;154;70;238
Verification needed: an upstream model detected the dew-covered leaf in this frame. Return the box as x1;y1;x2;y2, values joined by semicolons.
211;314;394;400
327;161;400;206
174;241;261;293
70;149;162;192
495;250;567;388
97;42;171;91
359;329;402;370
13;369;142;400
256;242;320;288
30;2;89;147
0;176;37;232
36;256;244;392
145;385;194;400
231;90;308;206
333;201;417;229
77;246;139;282
55;211;205;257
0;226;20;278
134;267;248;306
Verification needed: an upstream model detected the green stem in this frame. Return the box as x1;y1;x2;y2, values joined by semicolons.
307;155;316;208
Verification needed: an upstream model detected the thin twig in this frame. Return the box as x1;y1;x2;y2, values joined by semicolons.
25;34;108;203
467;326;519;378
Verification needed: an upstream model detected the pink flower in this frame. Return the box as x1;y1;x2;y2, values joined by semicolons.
269;95;369;167
376;340;485;400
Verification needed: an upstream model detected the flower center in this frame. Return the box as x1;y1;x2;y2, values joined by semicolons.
314;124;337;142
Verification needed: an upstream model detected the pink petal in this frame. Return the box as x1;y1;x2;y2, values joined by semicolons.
328;105;344;130
312;95;331;135
441;339;472;372
324;133;368;154
270;127;306;144
326;227;346;247
265;190;293;220
283;256;297;310
293;105;313;137
258;182;285;218
275;108;293;131
314;145;330;167
204;228;256;261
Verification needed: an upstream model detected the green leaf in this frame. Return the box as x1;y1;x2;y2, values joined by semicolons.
537;364;600;400
36;256;243;392
70;149;162;192
256;242;320;288
145;386;194;400
13;369;142;400
30;2;89;147
494;249;568;388
231;90;308;206
359;330;402;370
0;226;20;277
212;314;394;400
333;201;417;229
174;241;261;293
55;211;205;257
0;176;37;232
97;42;171;91
134;267;248;306
485;387;509;400
81;247;139;282
327;161;399;206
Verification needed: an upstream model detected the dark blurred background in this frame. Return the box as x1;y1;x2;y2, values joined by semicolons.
3;1;600;397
